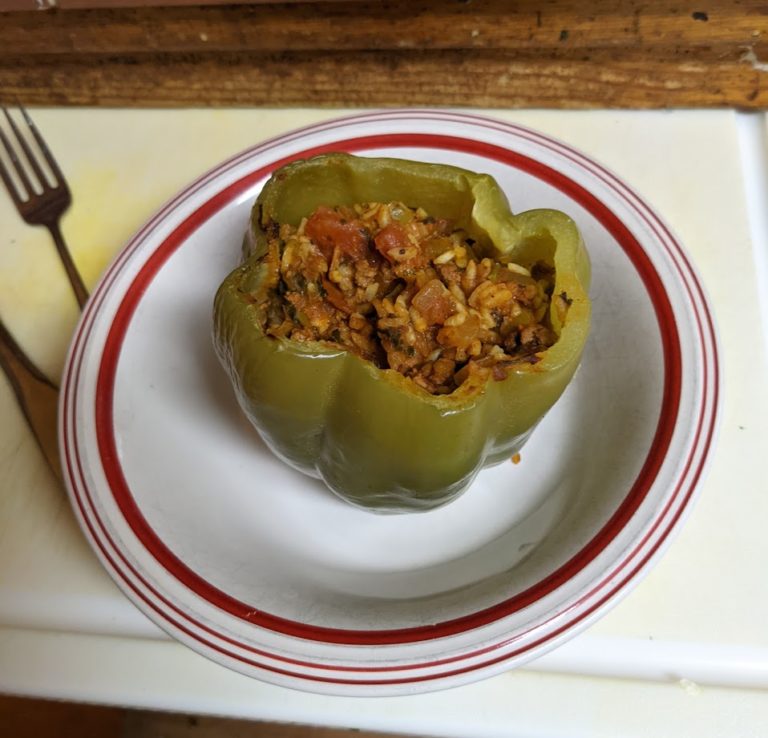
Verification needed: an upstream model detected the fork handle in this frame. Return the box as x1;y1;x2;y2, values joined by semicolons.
0;319;62;482
48;221;89;310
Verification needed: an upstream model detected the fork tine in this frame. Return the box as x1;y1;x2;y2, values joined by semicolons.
2;107;50;190
0;145;23;206
19;106;66;187
0;125;31;203
0;113;33;199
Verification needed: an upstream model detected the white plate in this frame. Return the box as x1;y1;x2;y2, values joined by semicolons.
60;111;720;696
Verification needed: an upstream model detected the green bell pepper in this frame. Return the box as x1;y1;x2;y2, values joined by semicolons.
213;153;591;512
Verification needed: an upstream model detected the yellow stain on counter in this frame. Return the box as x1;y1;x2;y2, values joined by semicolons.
0;164;156;378
61;164;150;285
2;166;128;293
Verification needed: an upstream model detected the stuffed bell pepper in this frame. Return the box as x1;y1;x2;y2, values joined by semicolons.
213;153;591;512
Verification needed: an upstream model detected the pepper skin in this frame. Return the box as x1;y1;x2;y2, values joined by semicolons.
213;153;591;512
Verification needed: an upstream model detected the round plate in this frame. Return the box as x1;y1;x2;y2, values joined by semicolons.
60;111;720;696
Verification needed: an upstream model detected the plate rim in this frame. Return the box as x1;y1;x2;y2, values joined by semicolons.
59;110;721;692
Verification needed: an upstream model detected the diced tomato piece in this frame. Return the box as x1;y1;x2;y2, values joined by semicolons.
305;206;369;260
412;279;457;325
373;223;411;261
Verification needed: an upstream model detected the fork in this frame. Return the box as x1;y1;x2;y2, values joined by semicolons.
0;106;89;309
0;318;61;481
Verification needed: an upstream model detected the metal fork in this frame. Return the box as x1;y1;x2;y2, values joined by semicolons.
0;318;61;481
0;106;89;309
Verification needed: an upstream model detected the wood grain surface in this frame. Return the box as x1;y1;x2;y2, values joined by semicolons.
0;694;416;738
1;0;767;108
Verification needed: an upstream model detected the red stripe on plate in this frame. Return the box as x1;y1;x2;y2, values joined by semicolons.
88;132;684;646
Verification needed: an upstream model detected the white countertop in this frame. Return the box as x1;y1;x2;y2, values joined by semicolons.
1;108;768;736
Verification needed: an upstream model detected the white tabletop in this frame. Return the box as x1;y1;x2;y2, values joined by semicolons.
1;108;768;736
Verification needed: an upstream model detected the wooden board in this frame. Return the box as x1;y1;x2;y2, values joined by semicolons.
0;695;417;738
1;0;767;108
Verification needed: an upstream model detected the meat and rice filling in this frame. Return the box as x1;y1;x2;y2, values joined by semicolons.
256;201;568;395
